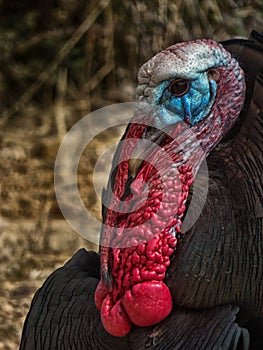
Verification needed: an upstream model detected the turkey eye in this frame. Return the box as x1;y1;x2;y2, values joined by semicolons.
168;78;189;97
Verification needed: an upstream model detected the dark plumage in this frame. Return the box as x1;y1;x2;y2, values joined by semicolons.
20;31;263;349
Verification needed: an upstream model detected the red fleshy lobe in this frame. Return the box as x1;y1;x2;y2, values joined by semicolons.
122;281;173;326
101;296;132;337
97;281;172;336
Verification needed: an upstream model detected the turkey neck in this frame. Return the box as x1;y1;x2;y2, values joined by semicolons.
166;162;263;322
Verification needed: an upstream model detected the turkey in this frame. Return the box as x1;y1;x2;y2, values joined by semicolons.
20;31;263;349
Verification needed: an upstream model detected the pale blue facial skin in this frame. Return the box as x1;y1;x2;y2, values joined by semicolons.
135;41;234;129
153;72;218;128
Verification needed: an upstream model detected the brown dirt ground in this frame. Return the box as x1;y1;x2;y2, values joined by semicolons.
0;105;124;349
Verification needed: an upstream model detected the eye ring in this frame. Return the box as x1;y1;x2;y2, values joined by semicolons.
168;78;190;97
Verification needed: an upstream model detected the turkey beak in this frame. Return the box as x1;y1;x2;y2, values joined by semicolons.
128;126;169;178
128;157;143;178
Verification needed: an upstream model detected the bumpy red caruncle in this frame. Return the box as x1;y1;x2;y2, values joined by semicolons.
95;121;194;337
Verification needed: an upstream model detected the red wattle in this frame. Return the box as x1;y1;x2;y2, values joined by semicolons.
101;295;132;337
122;281;173;326
96;122;193;336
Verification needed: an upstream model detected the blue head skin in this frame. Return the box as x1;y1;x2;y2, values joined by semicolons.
157;73;217;126
135;40;233;129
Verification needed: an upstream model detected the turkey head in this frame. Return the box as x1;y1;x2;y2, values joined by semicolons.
94;39;246;337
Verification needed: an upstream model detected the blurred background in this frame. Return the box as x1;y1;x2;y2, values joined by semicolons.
0;0;262;348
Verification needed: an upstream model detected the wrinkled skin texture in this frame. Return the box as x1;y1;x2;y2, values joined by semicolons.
20;31;263;349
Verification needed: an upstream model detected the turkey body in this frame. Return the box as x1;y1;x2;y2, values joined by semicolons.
20;31;263;349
